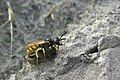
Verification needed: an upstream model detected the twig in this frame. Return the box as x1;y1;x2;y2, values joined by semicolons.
0;20;10;28
44;5;57;20
7;1;14;54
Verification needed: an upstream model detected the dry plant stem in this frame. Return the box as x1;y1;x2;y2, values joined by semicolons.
0;20;10;28
7;1;14;54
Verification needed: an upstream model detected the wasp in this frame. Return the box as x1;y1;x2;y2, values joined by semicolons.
25;31;67;65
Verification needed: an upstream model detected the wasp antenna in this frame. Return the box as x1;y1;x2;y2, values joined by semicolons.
60;30;68;38
60;38;66;40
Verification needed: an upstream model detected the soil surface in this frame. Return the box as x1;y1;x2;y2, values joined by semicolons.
0;0;120;80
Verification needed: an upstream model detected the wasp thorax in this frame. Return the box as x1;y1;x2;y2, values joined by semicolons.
54;37;60;44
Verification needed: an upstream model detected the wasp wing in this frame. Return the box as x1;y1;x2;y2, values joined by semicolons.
26;39;46;48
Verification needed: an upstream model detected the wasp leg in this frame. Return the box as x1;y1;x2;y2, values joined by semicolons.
57;45;59;52
35;52;38;65
25;55;32;69
35;48;42;65
57;45;59;51
28;62;32;71
42;48;46;59
53;45;58;53
55;45;62;54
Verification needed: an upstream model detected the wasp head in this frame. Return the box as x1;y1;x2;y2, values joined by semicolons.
47;31;67;46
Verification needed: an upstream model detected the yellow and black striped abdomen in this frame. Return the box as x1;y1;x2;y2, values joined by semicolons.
26;39;47;54
27;44;39;54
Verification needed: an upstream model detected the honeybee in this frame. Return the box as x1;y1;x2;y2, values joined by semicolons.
25;31;67;65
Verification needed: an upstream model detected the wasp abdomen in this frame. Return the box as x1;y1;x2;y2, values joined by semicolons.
27;44;39;53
